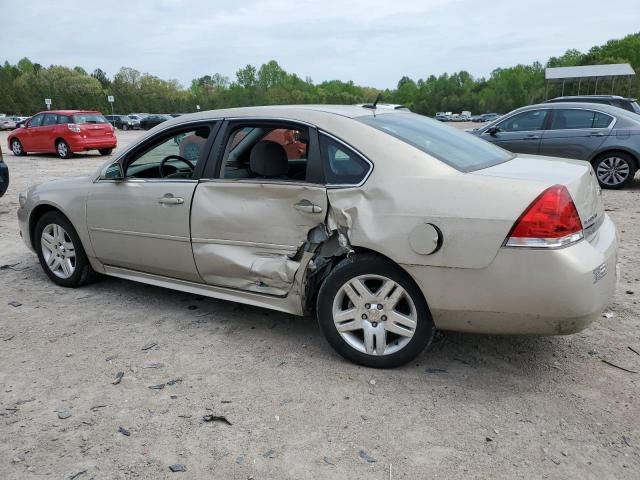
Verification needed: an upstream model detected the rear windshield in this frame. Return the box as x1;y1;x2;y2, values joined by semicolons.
357;113;514;172
72;113;108;124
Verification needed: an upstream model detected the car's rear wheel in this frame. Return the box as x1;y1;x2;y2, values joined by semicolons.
56;140;72;159
99;148;113;156
317;254;435;368
593;152;637;189
11;139;26;156
122;124;128;131
35;211;95;288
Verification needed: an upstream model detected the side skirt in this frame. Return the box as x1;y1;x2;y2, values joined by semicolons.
102;265;304;316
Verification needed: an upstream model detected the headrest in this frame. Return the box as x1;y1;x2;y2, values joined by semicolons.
250;141;289;178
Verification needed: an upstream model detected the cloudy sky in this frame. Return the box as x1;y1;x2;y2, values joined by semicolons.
1;0;638;88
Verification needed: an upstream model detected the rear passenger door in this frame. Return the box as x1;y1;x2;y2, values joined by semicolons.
190;120;327;296
538;108;612;160
38;113;59;150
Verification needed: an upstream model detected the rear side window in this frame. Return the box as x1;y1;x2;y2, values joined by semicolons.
357;113;513;172
550;109;613;130
319;134;370;185
73;113;107;124
57;115;71;124
42;113;58;126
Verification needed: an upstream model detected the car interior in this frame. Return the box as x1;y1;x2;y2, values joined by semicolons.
221;126;309;182
125;126;211;179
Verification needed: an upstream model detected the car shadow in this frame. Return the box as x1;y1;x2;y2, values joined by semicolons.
78;274;563;386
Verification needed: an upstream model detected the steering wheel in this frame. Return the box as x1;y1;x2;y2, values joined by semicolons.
159;155;195;178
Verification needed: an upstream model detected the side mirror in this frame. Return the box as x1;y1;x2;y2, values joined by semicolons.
101;161;124;180
486;126;499;135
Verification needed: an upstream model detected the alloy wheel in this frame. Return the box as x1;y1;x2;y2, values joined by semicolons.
57;142;69;158
596;156;630;186
332;274;417;356
41;224;76;279
11;140;22;155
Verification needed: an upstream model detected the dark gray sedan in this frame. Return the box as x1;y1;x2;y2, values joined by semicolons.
471;102;640;188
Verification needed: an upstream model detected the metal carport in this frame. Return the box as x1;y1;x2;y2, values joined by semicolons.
544;63;636;98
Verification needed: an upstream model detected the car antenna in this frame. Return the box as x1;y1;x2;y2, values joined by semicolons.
372;93;382;116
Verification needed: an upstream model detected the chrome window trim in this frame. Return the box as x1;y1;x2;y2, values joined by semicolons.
197;178;324;188
319;130;374;189
95;178;198;184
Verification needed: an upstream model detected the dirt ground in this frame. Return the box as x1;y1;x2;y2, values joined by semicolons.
1;124;639;480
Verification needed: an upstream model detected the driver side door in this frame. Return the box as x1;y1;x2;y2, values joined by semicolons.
86;122;219;281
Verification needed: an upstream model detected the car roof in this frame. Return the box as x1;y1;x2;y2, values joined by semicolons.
549;95;633;101
34;110;101;115
159;104;404;126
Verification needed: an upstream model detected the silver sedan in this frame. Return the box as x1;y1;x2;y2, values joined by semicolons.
17;105;618;368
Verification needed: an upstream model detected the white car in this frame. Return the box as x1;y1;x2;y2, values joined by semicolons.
17;105;618;367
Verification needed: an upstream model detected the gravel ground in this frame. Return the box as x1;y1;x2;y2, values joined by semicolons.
0;125;639;480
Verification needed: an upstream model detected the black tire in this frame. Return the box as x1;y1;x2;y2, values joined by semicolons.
316;253;435;368
99;148;113;156
593;152;637;189
122;124;129;131
34;211;96;288
11;138;26;156
56;140;73;159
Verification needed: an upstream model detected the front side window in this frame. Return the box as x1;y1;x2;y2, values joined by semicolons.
319;134;370;185
42;113;58;126
29;114;44;127
357;113;513;172
221;125;310;181
498;110;548;132
125;126;211;179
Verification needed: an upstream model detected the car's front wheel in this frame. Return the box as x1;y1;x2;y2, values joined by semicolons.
317;254;435;368
593;152;637;189
11;139;26;156
99;148;113;156
122;124;129;131
35;211;96;287
56;140;73;159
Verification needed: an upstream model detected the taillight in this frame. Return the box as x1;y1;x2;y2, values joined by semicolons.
505;185;583;248
67;123;81;133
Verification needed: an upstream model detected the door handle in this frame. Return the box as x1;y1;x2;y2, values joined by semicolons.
588;132;604;137
524;135;540;140
158;195;184;205
294;200;323;214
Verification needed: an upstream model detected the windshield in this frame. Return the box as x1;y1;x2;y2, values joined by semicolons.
357;113;514;172
73;113;108;124
631;101;640;114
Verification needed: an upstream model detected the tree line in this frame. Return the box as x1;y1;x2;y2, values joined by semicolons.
1;32;638;117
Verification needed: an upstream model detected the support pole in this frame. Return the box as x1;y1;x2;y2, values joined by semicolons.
595;77;599;95
578;79;581;95
561;79;565;96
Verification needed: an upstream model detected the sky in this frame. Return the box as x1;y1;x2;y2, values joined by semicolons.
1;0;639;89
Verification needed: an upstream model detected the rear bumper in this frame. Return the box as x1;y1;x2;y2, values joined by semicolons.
404;214;618;335
67;137;117;151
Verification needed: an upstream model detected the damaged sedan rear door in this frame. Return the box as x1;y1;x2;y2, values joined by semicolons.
190;119;328;296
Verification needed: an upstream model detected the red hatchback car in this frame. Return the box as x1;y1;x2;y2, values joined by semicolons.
8;110;117;159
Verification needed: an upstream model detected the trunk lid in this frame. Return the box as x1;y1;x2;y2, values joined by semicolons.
72;113;112;137
473;154;604;240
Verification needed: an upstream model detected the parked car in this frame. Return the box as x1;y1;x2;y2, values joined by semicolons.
471;102;640;188
17;105;617;368
471;115;484;122
104;114;137;130
0;117;17;130
140;114;172;130
0;144;8;197
7;110;117;159
546;95;640;114
481;113;500;122
15;117;30;128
